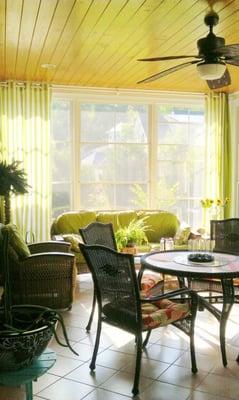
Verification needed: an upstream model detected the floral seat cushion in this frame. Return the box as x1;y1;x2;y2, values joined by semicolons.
141;298;189;330
141;273;179;297
141;273;163;292
102;297;189;332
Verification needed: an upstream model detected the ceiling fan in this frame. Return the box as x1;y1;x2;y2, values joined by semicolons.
137;11;239;89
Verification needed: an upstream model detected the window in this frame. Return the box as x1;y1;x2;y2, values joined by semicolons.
79;104;148;209
51;90;205;228
155;105;205;228
51;100;72;217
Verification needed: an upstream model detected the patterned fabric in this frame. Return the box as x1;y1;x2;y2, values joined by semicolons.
141;298;189;330
102;292;190;332
141;273;179;297
141;273;163;293
62;234;83;253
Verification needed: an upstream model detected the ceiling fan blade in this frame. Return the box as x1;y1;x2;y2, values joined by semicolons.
137;60;199;84
206;68;231;90
212;44;239;57
138;55;199;62
225;58;239;66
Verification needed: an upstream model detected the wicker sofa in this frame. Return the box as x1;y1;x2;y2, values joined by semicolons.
50;210;187;274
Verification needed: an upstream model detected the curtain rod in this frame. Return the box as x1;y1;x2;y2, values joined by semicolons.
0;80;51;88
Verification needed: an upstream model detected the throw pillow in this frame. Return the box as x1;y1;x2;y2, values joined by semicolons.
2;224;30;260
174;226;191;246
62;234;83;253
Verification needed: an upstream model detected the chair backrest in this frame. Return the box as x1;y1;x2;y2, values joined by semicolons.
79;243;142;333
79;222;117;250
210;218;239;255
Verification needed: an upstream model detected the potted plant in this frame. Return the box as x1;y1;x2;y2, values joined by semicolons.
0;224;78;371
0;160;29;224
115;217;149;254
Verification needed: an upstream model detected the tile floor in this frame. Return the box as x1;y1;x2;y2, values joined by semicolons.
1;274;239;400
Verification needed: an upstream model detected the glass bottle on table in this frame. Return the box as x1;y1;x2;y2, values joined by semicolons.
165;238;174;250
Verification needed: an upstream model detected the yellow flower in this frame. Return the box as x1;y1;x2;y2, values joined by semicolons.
200;198;214;208
216;198;230;207
200;197;230;209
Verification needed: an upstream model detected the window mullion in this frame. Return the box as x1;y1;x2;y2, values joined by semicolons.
72;99;80;209
149;104;157;209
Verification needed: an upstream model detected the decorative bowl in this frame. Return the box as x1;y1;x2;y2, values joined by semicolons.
0;305;56;371
187;253;214;263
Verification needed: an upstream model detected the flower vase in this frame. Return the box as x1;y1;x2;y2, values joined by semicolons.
210;206;224;221
202;208;211;236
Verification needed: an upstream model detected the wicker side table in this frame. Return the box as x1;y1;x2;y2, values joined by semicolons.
0;348;56;400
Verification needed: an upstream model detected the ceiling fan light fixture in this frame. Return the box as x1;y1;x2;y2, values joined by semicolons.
197;62;226;80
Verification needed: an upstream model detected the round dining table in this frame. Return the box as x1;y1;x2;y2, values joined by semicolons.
140;250;239;367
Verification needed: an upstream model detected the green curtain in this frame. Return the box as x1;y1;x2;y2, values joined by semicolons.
204;92;231;225
0;82;52;241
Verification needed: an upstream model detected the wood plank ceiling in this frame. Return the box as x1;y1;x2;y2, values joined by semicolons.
1;0;239;93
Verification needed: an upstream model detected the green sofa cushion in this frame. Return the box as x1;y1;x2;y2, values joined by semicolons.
2;224;30;261
137;211;180;242
55;211;97;234
97;211;137;232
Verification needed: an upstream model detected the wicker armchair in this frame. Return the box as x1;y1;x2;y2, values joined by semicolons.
189;219;239;296
80;222;165;333
189;218;239;366
80;243;198;396
79;222;117;250
0;224;76;310
80;222;117;331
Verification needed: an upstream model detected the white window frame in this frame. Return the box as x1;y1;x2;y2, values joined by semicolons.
52;86;204;216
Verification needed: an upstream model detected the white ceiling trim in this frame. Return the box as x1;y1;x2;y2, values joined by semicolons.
52;85;204;104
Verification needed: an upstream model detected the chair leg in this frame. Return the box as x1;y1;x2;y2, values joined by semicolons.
142;330;151;348
190;326;197;374
189;290;198;373
220;306;232;367
220;279;234;367
132;333;142;396
86;289;96;332
89;316;101;371
220;318;227;367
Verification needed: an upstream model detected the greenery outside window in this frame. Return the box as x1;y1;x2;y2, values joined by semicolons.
51;100;72;217
51;90;205;228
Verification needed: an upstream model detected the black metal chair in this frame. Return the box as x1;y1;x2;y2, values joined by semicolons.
189;218;239;366
80;243;198;396
80;221;165;332
79;222;117;331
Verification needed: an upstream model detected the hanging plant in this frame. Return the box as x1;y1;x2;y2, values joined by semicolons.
0;160;29;224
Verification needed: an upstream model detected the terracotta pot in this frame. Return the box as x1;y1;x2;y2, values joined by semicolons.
121;246;137;255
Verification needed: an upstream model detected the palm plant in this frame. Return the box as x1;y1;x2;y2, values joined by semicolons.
0;160;29;224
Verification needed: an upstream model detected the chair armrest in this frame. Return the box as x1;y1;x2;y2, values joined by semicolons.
28;241;71;254
24;252;75;262
141;287;198;303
